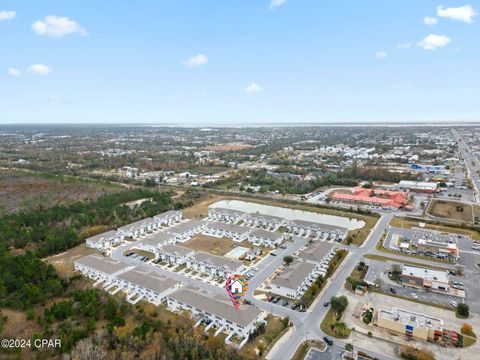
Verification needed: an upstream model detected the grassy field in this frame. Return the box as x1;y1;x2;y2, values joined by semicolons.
0;169;121;216
183;234;236;256
389;217;480;240
427;200;473;223
181;193;378;246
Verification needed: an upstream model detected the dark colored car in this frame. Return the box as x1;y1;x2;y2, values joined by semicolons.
272;296;280;303
282;300;289;306
268;296;274;302
389;287;397;294
323;336;333;346
323;301;329;307
244;299;253;305
270;252;277;256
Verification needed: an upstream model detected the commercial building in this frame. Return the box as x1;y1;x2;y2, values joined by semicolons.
410;164;449;175
332;187;409;210
400;265;450;292
398;180;438;193
376;307;443;341
167;286;266;348
416;238;459;261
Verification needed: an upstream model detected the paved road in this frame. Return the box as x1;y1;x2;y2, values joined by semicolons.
453;129;480;203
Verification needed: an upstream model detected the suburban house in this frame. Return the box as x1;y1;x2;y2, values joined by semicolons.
115;269;180;305
208;207;245;223
85;230;121;249
74;255;131;287
203;221;251;242
400;265;450;292
156;244;196;265
376;307;444;341
118;217;156;239
243;212;284;230
186;252;245;278
286;220;348;241
154;210;183;227
166;220;207;242
167;286;266;348
248;228;283;248
136;232;176;253
270;260;317;299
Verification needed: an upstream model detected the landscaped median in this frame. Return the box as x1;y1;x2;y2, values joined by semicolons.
320;296;352;339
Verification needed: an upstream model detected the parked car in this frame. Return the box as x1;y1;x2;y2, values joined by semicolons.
323;336;334;346
323;301;329;307
270;252;277;256
272;296;280;303
268;296;274;302
279;245;287;249
282;300;289;306
411;293;418;299
389;287;397;294
450;301;458;307
244;299;253;305
291;303;298;310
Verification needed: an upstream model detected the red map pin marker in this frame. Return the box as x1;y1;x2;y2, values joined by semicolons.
225;274;248;310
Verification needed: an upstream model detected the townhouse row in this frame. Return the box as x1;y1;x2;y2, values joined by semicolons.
85;210;183;249
74;254;265;347
271;242;337;299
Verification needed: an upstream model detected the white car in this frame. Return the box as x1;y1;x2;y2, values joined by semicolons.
450;301;458;307
411;293;418;299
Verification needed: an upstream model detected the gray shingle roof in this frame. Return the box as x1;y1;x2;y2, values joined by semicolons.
75;254;130;274
298;242;334;264
167;220;206;235
85;230;118;244
205;221;250;234
169;286;262;326
271;260;316;290
118;269;177;294
250;228;282;241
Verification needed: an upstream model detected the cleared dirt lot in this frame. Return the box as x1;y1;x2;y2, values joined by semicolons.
45;244;97;277
428;199;473;223
183;234;236;256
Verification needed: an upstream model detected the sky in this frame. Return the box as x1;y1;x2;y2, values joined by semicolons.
0;0;479;124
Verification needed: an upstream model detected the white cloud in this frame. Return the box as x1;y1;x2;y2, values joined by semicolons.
270;0;286;10
396;42;412;49
28;64;52;75
424;16;438;25
437;5;477;23
7;68;21;77
375;51;387;59
31;16;87;38
417;34;451;50
0;10;16;21
184;54;208;68
244;82;262;94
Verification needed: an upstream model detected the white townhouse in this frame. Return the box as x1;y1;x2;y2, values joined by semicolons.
186;252;245;278
248;228;283;248
166;219;207;242
208;207;245;224
271;260;318;299
298;242;336;276
154;210;183;227
74;255;131;286
286;220;347;241
115;269;180;305
157;244;195;265
167;286;266;348
203;221;250;242
136;232;176;253
243;212;284;230
118;217;156;239
85;230;121;249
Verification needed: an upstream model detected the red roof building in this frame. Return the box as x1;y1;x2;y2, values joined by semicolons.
332;187;409;209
